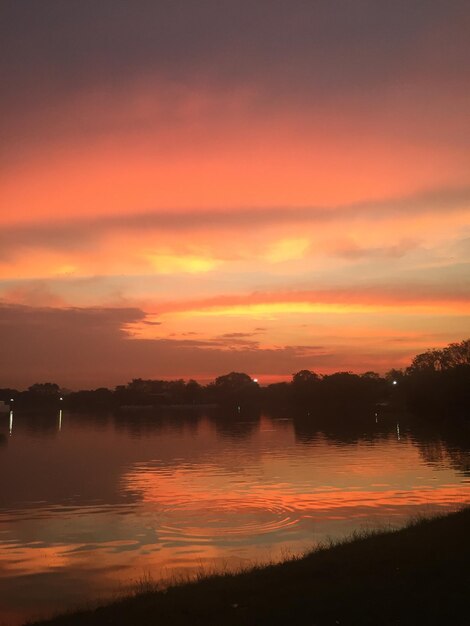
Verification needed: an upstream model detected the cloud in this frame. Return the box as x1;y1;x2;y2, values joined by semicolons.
146;252;218;274
2;299;467;388
220;332;258;338
0;186;468;259
0;302;332;388
153;283;470;316
1;281;68;307
1;3;469;388
332;238;421;260
2;0;469;186
213;332;260;349
2;1;468;117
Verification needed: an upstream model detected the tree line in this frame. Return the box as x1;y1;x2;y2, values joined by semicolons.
1;338;468;422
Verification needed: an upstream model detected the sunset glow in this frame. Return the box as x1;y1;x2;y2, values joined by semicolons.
1;1;469;388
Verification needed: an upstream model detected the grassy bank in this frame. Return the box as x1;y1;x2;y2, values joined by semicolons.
31;507;470;626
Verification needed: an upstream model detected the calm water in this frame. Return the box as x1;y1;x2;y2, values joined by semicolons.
0;409;469;625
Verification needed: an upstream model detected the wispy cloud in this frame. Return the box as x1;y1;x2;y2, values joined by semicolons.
152;285;470;316
1;187;468;258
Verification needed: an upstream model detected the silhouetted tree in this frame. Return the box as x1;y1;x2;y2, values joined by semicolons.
292;370;321;385
361;371;380;380
184;379;203;404
212;372;260;407
0;388;17;402
405;339;470;421
385;368;405;382
27;382;60;396
263;382;291;408
67;387;114;410
407;339;470;373
291;369;321;406
17;382;62;409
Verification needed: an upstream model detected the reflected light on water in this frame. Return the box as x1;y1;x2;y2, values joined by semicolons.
0;411;468;625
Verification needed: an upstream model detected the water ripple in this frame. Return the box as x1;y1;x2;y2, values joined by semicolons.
157;496;299;540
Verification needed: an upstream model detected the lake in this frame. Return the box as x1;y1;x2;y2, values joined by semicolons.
0;409;469;624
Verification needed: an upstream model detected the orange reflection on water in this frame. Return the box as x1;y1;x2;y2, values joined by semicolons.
123;464;470;531
0;413;469;626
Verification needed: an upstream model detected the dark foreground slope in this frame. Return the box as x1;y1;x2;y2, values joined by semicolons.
31;508;470;626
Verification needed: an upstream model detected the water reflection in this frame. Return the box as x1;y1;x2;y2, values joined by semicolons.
0;410;468;624
410;421;470;477
213;411;261;440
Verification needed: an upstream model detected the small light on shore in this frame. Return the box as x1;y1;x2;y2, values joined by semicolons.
253;378;258;383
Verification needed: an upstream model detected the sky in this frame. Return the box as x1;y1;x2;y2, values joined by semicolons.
1;0;469;389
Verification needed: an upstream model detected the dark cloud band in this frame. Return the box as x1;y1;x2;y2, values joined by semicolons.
1;186;468;257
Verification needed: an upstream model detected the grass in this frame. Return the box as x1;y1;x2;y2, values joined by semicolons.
29;507;470;626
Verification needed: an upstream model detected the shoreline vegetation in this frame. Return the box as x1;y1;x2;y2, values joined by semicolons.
2;339;470;424
30;507;470;626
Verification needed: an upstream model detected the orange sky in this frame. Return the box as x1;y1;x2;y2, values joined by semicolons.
1;1;469;387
